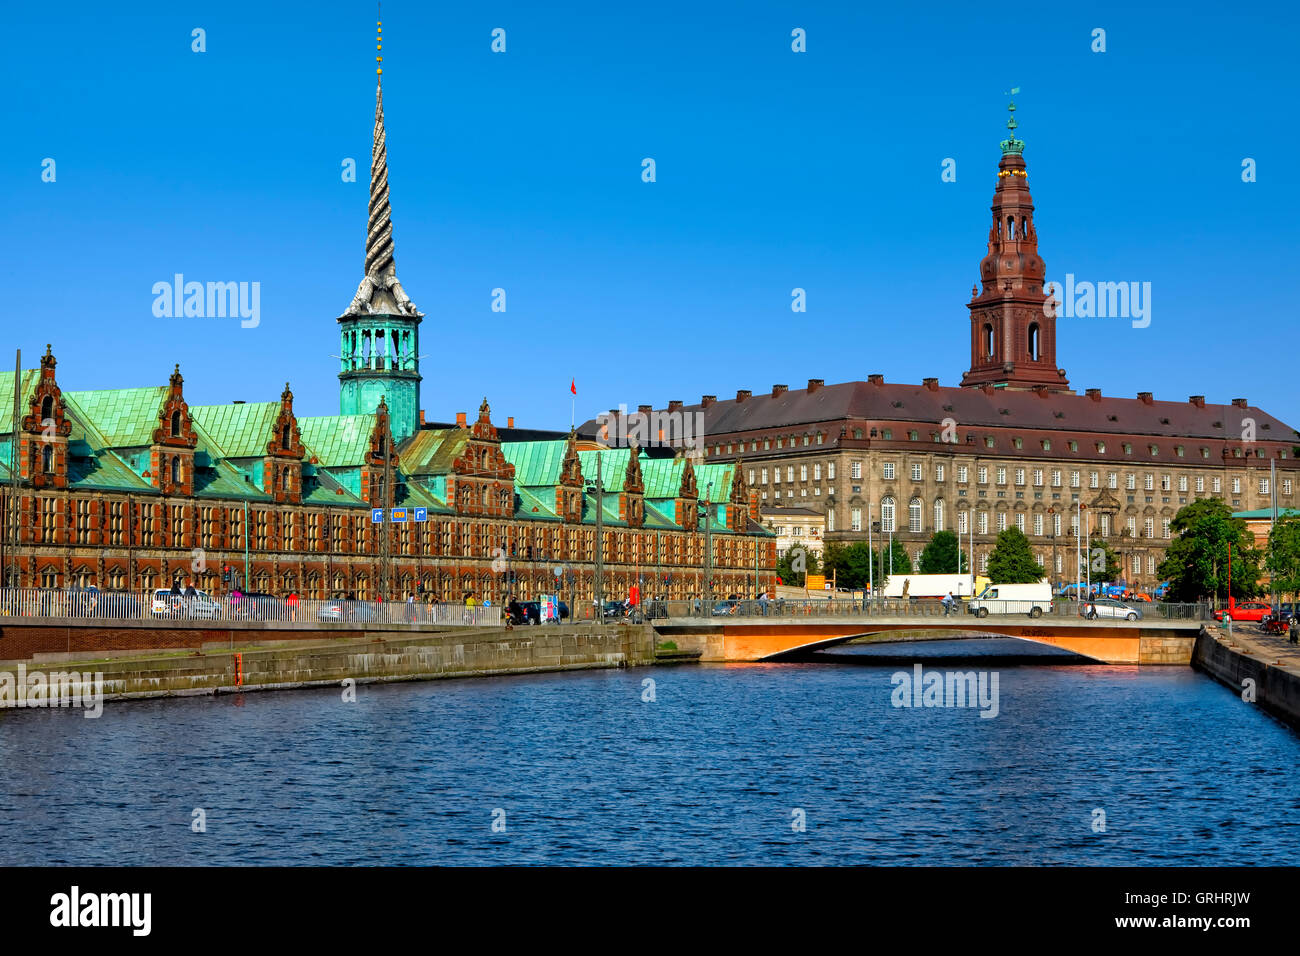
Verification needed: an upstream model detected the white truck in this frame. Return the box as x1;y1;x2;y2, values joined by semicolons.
966;581;1053;618
881;573;989;600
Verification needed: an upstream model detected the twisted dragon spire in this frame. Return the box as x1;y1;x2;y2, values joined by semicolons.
342;11;419;318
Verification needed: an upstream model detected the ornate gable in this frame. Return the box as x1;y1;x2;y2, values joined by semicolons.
360;398;401;507
264;383;306;504
151;365;199;495
676;456;699;531
448;398;515;517
619;444;645;528
556;428;585;523
21;345;72;489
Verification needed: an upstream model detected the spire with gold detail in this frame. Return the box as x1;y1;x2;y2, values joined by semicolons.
343;8;420;317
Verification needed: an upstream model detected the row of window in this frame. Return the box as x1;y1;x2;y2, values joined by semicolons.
843;496;1174;540
878;462;1289;496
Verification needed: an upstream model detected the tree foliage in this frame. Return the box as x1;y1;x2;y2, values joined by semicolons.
919;531;969;574
775;544;820;587
987;527;1046;584
1087;538;1122;582
1265;514;1300;597
1157;498;1262;602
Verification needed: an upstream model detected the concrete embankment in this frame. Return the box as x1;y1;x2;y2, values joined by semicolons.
1;624;657;705
1193;625;1300;731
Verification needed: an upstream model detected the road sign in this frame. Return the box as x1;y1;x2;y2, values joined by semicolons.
413;507;427;522
371;508;384;523
391;508;408;523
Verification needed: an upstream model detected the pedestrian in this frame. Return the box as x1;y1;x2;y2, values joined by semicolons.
183;580;197;599
1290;614;1298;645
405;591;414;623
287;590;299;622
170;579;182;597
759;591;769;617
942;592;954;617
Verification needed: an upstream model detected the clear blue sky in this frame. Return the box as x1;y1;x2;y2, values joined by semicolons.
3;0;1297;431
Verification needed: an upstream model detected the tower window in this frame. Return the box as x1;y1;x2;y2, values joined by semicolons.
281;424;291;451
983;324;994;358
170;410;181;437
170;456;181;485
1027;323;1040;361
41;395;53;421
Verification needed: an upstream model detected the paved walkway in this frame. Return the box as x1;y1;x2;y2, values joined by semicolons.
1209;622;1300;677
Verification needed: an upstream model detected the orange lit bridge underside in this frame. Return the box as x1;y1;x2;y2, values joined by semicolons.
654;618;1205;665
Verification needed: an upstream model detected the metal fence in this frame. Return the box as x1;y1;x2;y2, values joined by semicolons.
0;588;502;627
620;596;1212;623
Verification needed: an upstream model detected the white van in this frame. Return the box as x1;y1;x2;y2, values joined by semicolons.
967;582;1052;619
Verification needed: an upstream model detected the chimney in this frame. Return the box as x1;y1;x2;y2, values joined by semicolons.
771;384;788;397
701;395;717;408
668;400;683;412
868;374;884;386
1232;398;1248;408
1189;395;1206;408
922;377;939;392
455;411;467;427
807;378;824;393
418;410;426;425
507;416;514;428
736;389;751;403
1086;388;1101;402
638;404;653;416
1137;391;1153;405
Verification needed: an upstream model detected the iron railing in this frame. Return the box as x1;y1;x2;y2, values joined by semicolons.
617;597;1212;623
0;588;502;627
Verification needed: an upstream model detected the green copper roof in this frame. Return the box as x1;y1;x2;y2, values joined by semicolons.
641;458;690;499
514;485;559;521
64;387;169;447
695;462;735;501
0;370;40;435
577;448;631;492
502;440;570;487
298;414;376;467
190;403;281;459
401;428;469;476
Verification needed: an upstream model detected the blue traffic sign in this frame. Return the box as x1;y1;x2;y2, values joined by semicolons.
371;508;384;523
413;507;427;522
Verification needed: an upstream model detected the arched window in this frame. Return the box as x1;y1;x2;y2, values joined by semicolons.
170;410;181;437
984;324;995;358
909;497;923;533
933;498;944;532
41;444;53;473
1027;323;1040;361
282;469;291;491
281;425;291;451
40;395;53;422
1007;216;1015;239
170;456;181;485
880;496;896;533
1021;216;1029;239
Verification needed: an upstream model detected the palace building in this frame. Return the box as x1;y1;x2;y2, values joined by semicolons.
0;30;773;604
583;101;1300;591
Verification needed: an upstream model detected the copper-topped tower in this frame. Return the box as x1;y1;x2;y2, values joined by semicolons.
961;95;1070;392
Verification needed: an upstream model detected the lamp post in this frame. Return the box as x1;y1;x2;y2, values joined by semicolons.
700;480;715;605
585;452;605;615
1047;506;1058;591
870;519;880;608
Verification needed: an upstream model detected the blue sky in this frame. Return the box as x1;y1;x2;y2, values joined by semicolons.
3;1;1297;431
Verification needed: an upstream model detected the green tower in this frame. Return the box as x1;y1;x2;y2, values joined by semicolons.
338;18;422;443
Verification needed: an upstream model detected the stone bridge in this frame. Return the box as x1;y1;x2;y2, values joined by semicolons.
652;616;1204;665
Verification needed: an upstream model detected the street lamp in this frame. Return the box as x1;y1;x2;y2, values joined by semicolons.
698;481;715;605
870;519;881;608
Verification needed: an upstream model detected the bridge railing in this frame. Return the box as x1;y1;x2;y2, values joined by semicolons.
634;596;1211;622
0;588;503;628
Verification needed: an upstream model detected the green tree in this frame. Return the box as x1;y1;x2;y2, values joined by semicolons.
1157;498;1262;603
986;527;1046;583
776;544;820;587
1086;538;1122;582
1265;514;1300;598
919;530;969;573
822;541;872;589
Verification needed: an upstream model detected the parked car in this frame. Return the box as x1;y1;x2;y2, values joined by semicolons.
1081;598;1144;621
150;588;223;620
602;600;628;620
1213;602;1272;623
710;600;740;617
316;595;376;622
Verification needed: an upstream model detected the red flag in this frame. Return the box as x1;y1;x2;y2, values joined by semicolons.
570;378;577;395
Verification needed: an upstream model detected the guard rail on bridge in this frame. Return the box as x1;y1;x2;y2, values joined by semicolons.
619;597;1211;623
0;588;502;628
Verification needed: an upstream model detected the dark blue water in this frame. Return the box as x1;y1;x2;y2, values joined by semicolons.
2;639;1298;865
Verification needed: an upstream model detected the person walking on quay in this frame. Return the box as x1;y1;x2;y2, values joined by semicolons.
1289;613;1298;645
405;592;415;623
287;591;299;622
170;579;182;598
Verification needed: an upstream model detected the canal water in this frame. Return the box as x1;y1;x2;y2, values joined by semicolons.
2;639;1298;865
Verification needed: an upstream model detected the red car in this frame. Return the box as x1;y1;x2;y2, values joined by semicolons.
1214;602;1271;623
